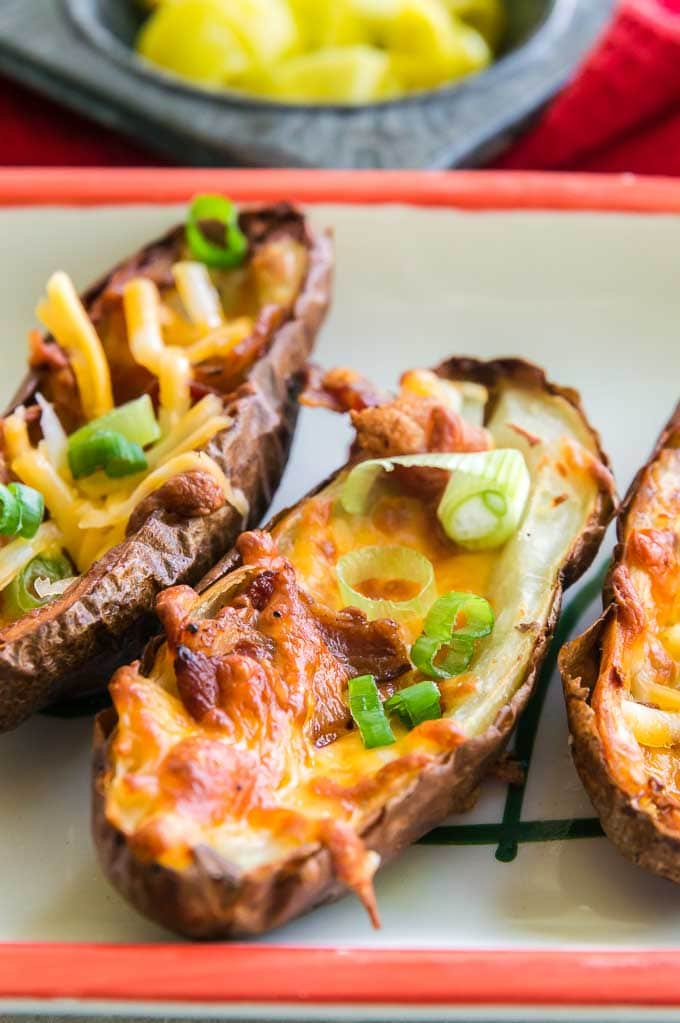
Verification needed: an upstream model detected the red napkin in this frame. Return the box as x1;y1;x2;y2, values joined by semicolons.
2;0;680;172
495;0;680;174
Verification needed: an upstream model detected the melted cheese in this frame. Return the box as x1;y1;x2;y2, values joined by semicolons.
594;444;680;798
105;381;608;889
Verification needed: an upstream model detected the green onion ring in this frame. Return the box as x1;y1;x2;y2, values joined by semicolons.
411;591;494;681
336;545;437;622
384;680;442;728
186;194;248;270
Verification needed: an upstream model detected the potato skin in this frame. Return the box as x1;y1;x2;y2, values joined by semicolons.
0;205;333;731
92;356;615;939
560;403;680;883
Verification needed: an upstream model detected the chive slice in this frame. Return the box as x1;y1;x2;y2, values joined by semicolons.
411;591;494;681
9;483;45;539
348;674;395;750
385;681;442;728
0;484;21;536
336;545;436;623
68;429;147;480
67;395;160;452
186;194;248;269
3;552;73;615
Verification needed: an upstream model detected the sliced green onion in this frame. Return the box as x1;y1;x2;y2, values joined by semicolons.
424;591;494;640
67;394;160;452
0;483;45;539
186;194;248;270
336;545;436;622
10;483;45;539
68;430;147;480
411;591;494;681
348;674;395;749
411;632;475;679
385;681;442;728
437;450;530;551
340;450;530;551
3;551;73;615
0;485;21;536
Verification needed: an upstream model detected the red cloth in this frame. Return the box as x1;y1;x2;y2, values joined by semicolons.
2;0;680;173
495;0;680;174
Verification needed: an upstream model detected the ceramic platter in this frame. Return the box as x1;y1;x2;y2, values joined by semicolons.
1;170;680;1022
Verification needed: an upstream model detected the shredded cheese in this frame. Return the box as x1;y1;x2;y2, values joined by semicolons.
172;261;224;330
3;410;31;461
36;272;113;421
184;318;252;365
11;442;85;566
78;450;247;530
123;278;192;433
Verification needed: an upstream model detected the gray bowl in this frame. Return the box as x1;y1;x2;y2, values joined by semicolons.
0;0;613;167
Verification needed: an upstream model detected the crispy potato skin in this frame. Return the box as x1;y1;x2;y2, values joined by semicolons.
0;205;333;731
560;403;680;882
92;357;615;939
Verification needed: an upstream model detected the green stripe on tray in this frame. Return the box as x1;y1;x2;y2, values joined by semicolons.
491;561;609;862
420;816;604;847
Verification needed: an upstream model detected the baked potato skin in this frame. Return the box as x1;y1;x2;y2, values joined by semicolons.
0;205;333;731
92;357;615;940
560;403;680;883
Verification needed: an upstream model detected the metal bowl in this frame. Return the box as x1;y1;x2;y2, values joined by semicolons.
55;0;611;166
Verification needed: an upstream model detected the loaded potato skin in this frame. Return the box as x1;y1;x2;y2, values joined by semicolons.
94;357;615;939
561;404;680;883
0;203;333;730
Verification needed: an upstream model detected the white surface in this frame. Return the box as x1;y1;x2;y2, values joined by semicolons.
0;202;679;1005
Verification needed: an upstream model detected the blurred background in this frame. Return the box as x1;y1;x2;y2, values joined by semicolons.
0;0;678;173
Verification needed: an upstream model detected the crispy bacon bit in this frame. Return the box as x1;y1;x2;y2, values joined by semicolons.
561;437;616;496
351;395;491;460
611;564;646;635
28;329;69;370
300;365;387;413
310;602;410;682
506;422;541;447
127;471;226;535
174;645;220;722
350;393;491;501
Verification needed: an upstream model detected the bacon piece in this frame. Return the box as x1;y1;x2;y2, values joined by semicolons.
300;366;387;413
351;395;491;460
309;602;410;682
28;329;69;371
351;394;491;502
158;531;409;749
174;645;220;724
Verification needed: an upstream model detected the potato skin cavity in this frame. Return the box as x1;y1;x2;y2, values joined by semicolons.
0;205;333;731
94;357;615;939
561;402;680;883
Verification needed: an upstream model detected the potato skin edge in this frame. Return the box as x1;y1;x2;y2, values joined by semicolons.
0;205;333;731
92;356;616;939
560;402;680;884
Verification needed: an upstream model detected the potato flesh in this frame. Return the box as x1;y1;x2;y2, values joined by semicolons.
106;378;606;875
